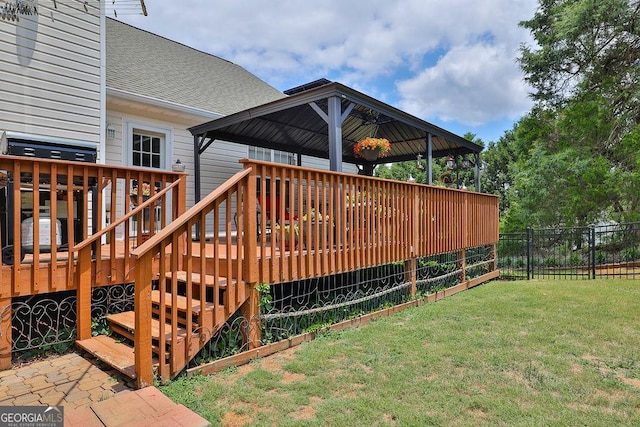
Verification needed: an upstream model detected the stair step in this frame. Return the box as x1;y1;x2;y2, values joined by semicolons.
165;271;231;288
76;335;139;379
106;311;188;344
151;290;215;314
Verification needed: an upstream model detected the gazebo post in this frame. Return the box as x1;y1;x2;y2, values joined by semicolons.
427;133;433;185
327;96;343;172
474;152;481;192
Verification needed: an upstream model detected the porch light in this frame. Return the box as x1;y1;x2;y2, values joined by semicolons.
462;156;473;169
462;155;481;170
106;124;116;140
172;159;186;172
446;155;456;170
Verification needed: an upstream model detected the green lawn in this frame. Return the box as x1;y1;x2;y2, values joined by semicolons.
162;279;640;426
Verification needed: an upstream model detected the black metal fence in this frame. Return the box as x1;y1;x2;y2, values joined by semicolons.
498;222;640;280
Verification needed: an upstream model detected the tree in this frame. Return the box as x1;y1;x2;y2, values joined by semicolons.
519;0;640;109
375;160;429;184
510;0;640;227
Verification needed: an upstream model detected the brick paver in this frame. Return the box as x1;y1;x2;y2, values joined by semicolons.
0;352;134;409
0;352;211;426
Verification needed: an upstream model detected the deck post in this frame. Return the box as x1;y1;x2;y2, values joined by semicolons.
405;258;417;299
458;249;466;283
407;183;419;298
240;284;261;349
76;248;93;340
0;298;11;369
241;167;261;348
134;251;154;388
489;243;497;272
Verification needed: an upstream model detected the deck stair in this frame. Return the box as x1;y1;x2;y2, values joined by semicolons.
77;270;247;381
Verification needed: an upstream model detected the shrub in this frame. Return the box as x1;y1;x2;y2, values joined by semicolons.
568;253;582;267
621;246;640;262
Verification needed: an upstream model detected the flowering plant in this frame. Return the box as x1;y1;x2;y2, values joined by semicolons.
353;137;391;159
302;209;330;222
131;182;159;197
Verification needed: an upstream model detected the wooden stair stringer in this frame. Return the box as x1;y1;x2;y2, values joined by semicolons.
160;271;251;379
84;274;252;382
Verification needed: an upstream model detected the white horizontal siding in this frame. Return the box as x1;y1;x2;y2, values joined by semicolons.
0;4;101;145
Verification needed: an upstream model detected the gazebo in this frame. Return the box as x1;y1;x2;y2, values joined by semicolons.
188;79;483;203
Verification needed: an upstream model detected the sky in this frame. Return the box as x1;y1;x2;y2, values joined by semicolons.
109;0;540;145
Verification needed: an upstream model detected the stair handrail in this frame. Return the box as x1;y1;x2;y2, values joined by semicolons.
130;167;255;388
73;178;184;342
72;179;182;254
130;167;252;258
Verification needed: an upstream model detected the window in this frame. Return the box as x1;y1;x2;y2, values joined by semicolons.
249;146;295;165
132;131;162;168
124;122;171;169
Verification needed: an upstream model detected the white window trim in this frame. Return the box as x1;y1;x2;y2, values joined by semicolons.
248;146;295;165
124;121;173;169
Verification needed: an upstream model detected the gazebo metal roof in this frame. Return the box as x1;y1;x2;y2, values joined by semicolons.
188;80;482;200
189;80;481;162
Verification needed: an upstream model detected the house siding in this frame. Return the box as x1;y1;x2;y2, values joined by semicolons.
0;3;101;144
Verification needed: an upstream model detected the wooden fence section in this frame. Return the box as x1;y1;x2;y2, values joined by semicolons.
0;155;187;299
242;160;500;284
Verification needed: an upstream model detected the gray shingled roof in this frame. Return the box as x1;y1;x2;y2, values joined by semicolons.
106;18;286;116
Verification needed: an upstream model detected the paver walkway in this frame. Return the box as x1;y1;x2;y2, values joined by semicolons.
0;352;133;409
0;351;210;426
64;386;210;426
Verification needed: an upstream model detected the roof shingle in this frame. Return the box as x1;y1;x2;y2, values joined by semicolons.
106;18;286;116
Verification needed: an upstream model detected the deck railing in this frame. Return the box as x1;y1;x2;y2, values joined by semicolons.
242;160;499;284
0;155;186;297
0;157;498;378
131;167;257;386
73;179;185;341
130;160;499;386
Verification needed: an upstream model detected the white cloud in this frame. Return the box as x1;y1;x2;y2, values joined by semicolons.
397;42;533;125
114;0;539;135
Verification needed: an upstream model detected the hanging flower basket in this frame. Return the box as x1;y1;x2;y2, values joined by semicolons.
354;137;391;161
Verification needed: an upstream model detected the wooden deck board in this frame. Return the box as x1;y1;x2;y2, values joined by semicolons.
165;271;230;287
106;311;188;343
151;290;214;313
76;335;137;379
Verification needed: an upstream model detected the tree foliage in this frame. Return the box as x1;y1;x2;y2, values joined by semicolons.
484;0;640;230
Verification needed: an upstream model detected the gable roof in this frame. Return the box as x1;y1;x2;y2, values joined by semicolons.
105;18;286;116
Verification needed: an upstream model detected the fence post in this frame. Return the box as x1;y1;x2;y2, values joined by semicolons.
590;226;596;279
526;227;532;280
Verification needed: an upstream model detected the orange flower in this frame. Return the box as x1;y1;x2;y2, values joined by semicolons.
353;137;391;158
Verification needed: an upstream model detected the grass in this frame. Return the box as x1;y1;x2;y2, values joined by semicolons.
161;279;640;426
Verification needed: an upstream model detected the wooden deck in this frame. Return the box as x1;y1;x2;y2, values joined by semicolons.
0;158;500;387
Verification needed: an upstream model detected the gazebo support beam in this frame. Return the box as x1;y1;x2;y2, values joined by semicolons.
310;97;355;172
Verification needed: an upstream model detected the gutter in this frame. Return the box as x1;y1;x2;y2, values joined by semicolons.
106;88;224;120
